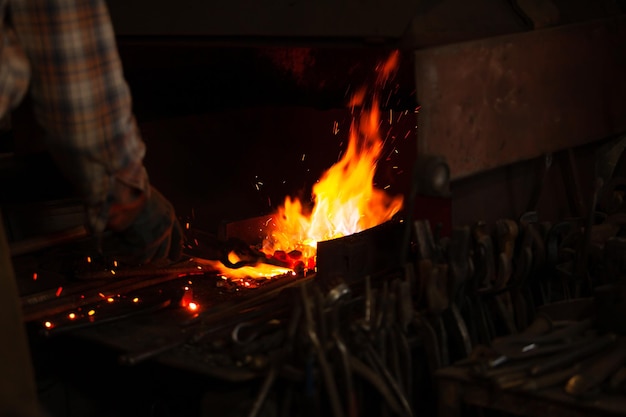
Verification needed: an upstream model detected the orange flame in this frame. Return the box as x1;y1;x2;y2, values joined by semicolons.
262;51;403;267
206;51;404;280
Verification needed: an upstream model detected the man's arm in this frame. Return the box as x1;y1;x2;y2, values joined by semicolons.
8;0;182;263
9;0;148;234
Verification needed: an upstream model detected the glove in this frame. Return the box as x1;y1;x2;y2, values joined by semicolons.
104;186;183;265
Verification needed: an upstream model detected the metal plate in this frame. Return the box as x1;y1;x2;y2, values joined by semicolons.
316;220;406;284
414;16;626;180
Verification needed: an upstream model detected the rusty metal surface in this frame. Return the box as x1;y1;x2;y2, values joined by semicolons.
414;15;626;180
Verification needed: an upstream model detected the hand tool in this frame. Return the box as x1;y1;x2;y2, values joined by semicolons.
509;219;537;330
492;219;519;334
218;237;292;269
413;312;442;371
246;365;278;417
364;343;413;417
348;355;405;416
521;364;582;391
494;219;518;290
331;305;357;417
565;336;626;396
300;283;344;417
573;177;603;298
413;220;453;367
545;221;575;301
529;333;617;376
469;222;502;343
492;312;553;346
447;226;471;308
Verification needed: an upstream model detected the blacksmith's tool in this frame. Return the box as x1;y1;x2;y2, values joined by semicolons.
544;221;576;301
402;155;450;262
491;219;518;335
300;283;344;417
529;333;617;377
442;226;473;362
219;237;292;269
573;177;603;298
491;312;554;346
565;336;626;396
509;219;545;331
246;366;278;417
470;222;498;344
414;220;451;366
494;219;518;291
364;343;413;417
329;300;357;417
475;318;595;372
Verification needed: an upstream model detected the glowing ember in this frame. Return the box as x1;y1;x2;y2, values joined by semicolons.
187;302;199;312
44;321;53;329
180;287;194;307
87;309;95;316
107;297;115;303
32;273;37;281
55;287;63;297
68;313;76;320
132;297;139;303
196;256;292;280
205;51;403;280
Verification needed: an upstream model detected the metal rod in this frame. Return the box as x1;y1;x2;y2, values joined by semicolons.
246;366;278;417
10;226;88;257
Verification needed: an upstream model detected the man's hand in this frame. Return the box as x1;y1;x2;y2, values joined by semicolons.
105;187;183;265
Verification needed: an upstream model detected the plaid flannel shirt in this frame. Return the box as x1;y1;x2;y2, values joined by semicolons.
0;0;149;233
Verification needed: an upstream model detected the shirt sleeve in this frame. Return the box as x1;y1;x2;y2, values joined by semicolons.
8;0;149;234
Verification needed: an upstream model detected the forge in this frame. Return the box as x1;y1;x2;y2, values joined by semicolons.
3;2;626;417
